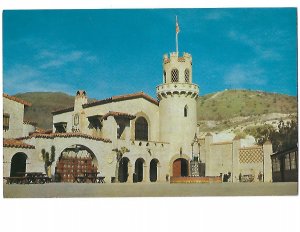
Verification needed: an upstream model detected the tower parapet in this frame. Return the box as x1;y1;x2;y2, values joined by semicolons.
157;52;199;100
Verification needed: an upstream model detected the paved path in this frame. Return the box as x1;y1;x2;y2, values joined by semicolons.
3;182;298;198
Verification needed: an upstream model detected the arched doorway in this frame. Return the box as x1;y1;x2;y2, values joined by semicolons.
10;153;28;177
135;117;148;141
134;158;145;182
55;144;98;182
173;158;189;177
118;157;130;183
150;159;159;182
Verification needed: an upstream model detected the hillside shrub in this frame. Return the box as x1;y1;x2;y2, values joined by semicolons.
244;119;298;152
235;131;246;139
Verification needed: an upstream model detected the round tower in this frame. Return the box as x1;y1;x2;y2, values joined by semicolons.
156;52;199;153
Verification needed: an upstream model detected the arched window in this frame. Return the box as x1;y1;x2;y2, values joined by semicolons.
163;70;166;83
184;105;188;117
184;69;190;82
150;159;159;182
171;69;179;82
135;117;148;141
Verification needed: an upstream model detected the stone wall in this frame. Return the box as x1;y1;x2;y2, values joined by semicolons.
197;134;272;183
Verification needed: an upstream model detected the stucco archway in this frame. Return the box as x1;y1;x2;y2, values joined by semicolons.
134;158;145;182
150;159;160;182
55;144;98;182
169;154;190;177
10;152;28;177
118;157;131;183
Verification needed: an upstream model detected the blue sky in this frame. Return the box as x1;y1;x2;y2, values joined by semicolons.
3;8;297;99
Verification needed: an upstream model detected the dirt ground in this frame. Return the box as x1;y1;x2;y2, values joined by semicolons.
3;182;298;198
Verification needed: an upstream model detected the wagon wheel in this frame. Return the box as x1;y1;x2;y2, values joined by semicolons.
24;178;29;184
40;178;46;184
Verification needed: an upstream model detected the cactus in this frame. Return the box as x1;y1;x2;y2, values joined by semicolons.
41;146;56;177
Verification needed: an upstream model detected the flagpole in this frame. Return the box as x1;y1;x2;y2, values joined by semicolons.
176;31;178;54
176;16;179;55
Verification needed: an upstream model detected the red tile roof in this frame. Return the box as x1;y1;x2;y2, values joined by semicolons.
51;92;158;115
164;58;170;64
18;132;111;143
212;141;233;145
3;139;35;149
52;106;74;115
23;120;37;126
29;128;52;136
83;92;159;108
101;111;136;120
3;93;32;106
239;146;262;150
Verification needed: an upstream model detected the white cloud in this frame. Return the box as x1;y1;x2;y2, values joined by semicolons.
204;11;231;20
3;64;74;94
39;50;84;69
227;30;282;61
224;64;267;89
3;42;101;94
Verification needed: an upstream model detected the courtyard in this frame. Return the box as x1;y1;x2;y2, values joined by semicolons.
3;182;298;198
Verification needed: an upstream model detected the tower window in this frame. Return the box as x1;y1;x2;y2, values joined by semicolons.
163;70;166;83
135;117;148;141
171;69;179;82
184;105;188;117
184;69;190;82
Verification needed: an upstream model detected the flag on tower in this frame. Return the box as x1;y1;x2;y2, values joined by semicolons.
176;16;180;34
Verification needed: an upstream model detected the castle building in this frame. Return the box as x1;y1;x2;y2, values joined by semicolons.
3;21;273;183
3;51;273;183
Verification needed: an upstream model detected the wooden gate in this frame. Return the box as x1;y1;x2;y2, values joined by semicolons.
173;158;188;177
55;156;97;182
173;159;182;177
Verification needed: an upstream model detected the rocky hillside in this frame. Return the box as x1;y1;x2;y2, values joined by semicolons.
14;92;75;130
14;89;297;131
197;89;297;121
197;89;297;134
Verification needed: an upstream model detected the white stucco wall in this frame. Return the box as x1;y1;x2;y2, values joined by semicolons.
3;97;25;139
83;98;160;141
23;123;36;137
53;111;73;132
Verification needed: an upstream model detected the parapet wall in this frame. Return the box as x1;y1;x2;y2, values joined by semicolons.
170;176;222;183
